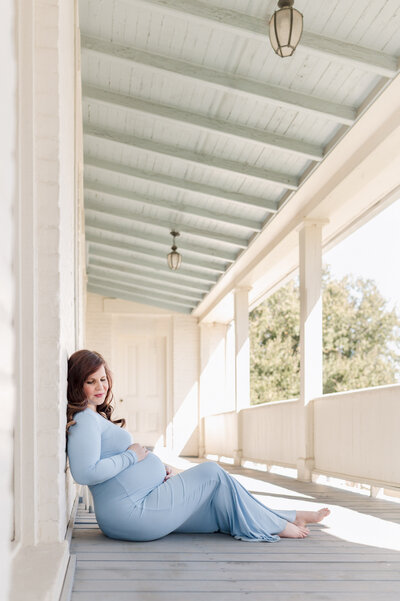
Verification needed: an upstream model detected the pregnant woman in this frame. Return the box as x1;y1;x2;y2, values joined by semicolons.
66;349;329;542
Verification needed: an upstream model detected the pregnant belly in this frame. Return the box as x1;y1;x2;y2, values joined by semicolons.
115;451;167;502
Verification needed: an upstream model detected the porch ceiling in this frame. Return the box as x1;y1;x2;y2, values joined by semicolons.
80;0;400;316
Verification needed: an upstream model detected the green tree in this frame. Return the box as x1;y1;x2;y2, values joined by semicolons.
250;269;400;405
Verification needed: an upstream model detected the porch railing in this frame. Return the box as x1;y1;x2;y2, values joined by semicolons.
203;383;400;489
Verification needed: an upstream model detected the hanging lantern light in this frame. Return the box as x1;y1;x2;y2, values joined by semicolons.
167;231;182;271
269;0;303;58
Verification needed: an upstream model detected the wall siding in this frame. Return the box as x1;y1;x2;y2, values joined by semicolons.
0;4;16;601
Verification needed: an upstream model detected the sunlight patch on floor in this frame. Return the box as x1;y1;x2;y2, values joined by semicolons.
314;473;400;504
323;506;400;551
269;465;298;479
314;473;371;496
232;474;314;500
154;448;201;471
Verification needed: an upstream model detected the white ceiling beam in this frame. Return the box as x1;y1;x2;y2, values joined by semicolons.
125;0;399;78
89;242;224;281
88;273;199;309
85;202;249;249
82;85;319;172
85;230;228;273
82;35;354;126
88;247;218;284
87;282;193;314
300;33;399;79
88;240;223;278
84;218;238;262
88;255;211;293
88;265;204;302
85;179;262;232
84;153;283;210
84;125;319;190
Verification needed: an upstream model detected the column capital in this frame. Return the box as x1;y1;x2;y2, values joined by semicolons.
297;217;329;231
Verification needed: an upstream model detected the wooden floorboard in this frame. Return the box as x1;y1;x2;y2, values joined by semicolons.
70;460;400;600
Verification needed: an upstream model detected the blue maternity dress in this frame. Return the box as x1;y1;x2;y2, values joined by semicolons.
67;408;295;542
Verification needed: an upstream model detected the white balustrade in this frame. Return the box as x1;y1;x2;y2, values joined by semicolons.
241;399;302;467
203;384;400;489
313;384;400;487
204;411;237;458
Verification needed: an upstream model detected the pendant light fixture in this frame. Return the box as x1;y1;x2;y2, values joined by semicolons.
167;231;182;271
269;0;303;58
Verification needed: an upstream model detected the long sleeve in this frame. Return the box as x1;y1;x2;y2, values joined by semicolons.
67;411;138;485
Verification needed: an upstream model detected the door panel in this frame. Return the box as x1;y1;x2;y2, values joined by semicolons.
113;335;166;448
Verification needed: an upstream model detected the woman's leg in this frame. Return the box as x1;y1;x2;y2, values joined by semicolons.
107;462;323;542
174;462;300;541
120;462;295;541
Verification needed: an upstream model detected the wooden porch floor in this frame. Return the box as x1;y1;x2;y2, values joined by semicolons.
69;459;400;601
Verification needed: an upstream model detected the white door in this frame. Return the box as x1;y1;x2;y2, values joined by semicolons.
113;335;167;448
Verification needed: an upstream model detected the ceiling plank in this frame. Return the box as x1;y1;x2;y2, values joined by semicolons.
82;35;355;125
300;32;398;79
82;85;319;172
88;265;204;302
85;218;239;262
88;241;223;279
85;202;249;248
86;231;228;273
84;153;283;209
124;0;399;78
88;255;212;293
88;240;223;278
88;248;218;284
89;275;197;309
84;125;321;185
87;283;193;314
85;179;263;232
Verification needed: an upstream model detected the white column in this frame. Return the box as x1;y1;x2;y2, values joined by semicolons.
198;323;209;459
297;221;324;481
10;0;79;600
14;0;38;548
0;4;17;601
199;322;230;458
233;288;251;465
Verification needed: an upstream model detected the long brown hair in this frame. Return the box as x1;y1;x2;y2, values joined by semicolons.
66;349;125;434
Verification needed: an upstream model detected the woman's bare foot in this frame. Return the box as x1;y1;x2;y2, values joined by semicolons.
294;508;330;527
278;522;309;538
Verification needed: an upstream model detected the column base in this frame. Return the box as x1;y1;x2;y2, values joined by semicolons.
10;540;69;601
297;457;315;482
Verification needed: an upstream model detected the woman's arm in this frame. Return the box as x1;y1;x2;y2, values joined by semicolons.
67;412;138;485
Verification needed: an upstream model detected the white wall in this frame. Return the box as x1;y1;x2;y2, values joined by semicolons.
86;293;200;456
0;4;17;601
7;1;83;600
34;0;76;544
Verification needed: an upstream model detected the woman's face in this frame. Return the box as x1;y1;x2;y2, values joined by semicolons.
83;365;109;411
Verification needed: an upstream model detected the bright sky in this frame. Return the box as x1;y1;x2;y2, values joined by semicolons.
323;199;400;313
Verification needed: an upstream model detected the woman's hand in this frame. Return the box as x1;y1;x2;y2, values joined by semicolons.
164;464;173;482
128;443;149;462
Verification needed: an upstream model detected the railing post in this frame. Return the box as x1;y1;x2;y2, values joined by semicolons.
297;220;326;481
233;287;251;466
